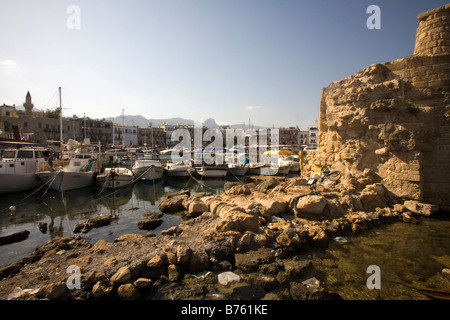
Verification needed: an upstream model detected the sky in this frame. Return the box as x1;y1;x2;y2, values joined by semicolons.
0;0;449;129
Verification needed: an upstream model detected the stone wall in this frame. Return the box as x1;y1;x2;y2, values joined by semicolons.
414;4;450;56
302;4;450;208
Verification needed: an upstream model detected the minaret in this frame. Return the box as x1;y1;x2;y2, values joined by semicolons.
23;91;34;116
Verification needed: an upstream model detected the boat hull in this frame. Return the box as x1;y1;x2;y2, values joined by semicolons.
133;166;165;182
197;166;228;179
0;173;44;194
228;165;249;176
37;171;95;192
97;174;133;190
165;165;195;179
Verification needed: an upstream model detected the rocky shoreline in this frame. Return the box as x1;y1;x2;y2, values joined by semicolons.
0;175;442;300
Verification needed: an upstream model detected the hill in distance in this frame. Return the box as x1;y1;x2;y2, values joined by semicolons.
113;115;266;129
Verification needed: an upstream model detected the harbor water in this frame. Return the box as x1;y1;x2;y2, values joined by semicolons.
0;176;449;300
0;177;230;268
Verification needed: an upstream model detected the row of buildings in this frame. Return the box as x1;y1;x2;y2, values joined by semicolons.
0;92;318;150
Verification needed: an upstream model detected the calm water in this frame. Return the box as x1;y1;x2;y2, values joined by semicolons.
309;215;450;299
0;177;230;267
1;178;449;300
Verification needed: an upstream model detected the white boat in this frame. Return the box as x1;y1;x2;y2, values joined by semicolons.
0;148;48;194
97;167;133;190
165;162;195;180
37;154;100;192
248;162;290;176
132;152;164;182
248;163;267;175
227;163;249;176
196;164;228;179
277;150;300;173
225;152;248;176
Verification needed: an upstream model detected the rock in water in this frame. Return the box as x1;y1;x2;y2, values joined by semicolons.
137;218;163;230
404;200;439;217
0;230;30;246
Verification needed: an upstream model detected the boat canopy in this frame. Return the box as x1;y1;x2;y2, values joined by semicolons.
264;149;293;156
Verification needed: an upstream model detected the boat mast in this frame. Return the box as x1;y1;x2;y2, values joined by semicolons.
59;87;63;158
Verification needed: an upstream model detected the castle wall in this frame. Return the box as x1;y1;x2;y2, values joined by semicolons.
302;4;450;208
414;4;450;56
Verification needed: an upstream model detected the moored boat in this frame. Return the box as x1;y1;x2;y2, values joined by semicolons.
132;152;164;182
37;153;101;192
97;167;133;190
0;148;48;194
227;163;249;176
196;164;228;179
165;162;195;180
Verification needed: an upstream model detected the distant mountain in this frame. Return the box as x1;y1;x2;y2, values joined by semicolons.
113;115;226;128
112;114;268;129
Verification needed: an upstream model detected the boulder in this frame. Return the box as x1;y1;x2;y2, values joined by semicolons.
296;196;327;216
359;189;387;212
0;230;30;246
187;201;209;217
134;278;153;290
159;195;188;212
258;198;289;216
215;211;260;233
137;218;163;230
167;264;182;281
225;184;251;195
404;200;439;217
283;260;313;278
73;216;111;233
0;261;24;280
187;249;209;274
147;255;164;268
92;280;113;299
117;283;141;300
176;245;192;264
254;177;279;192
110;266;132;283
276;229;303;248
37;282;66;300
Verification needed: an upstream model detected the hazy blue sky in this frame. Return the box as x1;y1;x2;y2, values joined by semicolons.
0;0;448;128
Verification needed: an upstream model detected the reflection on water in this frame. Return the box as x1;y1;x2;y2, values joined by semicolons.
0;177;230;267
2;176;449;300
309;215;450;300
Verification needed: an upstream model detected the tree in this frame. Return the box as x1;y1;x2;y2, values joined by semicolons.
43;108;61;119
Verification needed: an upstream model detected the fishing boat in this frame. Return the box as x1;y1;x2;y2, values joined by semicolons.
0;147;48;194
277;149;300;173
227;163;249;176
196;163;228;178
165;162;195;180
96;167;133;190
225;152;248;176
37;153;100;192
262;150;291;175
132;152;164;182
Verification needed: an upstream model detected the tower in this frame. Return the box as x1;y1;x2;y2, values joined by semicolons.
23;91;34;116
414;4;450;56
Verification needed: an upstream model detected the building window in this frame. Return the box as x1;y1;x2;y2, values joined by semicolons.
38;123;42;129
